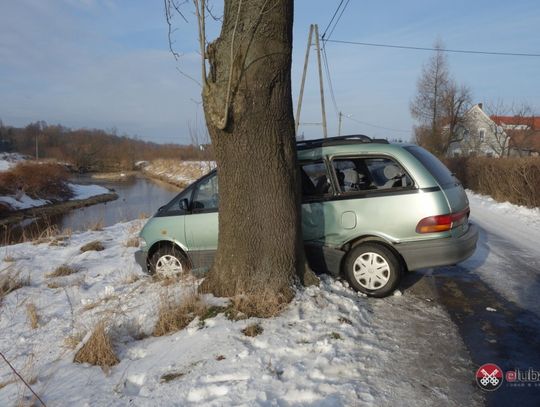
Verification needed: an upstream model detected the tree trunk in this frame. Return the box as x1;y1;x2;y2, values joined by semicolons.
199;0;314;300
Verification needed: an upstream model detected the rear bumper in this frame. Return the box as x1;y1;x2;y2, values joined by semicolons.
395;223;478;271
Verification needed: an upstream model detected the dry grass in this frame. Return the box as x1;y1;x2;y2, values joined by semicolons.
74;321;119;368
31;225;62;245
26;303;39;329
124;237;139;248
3;255;15;262
227;289;289;319
153;292;208;336
64;332;84;350
242;323;263;337
81;293;118;312
121;272;140;284
330;332;343;340
80;240;105;253
89;219;104;231
47;264;80;278
0;270;30;303
47;281;62;289
160;372;185;383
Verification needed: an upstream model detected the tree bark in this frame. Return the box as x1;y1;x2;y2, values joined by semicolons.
199;0;314;300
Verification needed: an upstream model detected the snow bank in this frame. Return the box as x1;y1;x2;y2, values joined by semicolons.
144;160;215;186
0;221;479;406
69;183;110;200
0;152;26;172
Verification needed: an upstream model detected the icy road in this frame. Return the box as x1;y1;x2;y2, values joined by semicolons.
417;191;540;406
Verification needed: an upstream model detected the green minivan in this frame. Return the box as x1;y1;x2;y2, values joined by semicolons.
136;135;478;297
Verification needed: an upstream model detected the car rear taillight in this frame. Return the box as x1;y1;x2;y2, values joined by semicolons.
416;208;469;234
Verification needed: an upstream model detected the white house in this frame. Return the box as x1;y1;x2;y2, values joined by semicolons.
448;103;499;157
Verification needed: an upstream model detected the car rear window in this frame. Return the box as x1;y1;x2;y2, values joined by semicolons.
404;146;456;188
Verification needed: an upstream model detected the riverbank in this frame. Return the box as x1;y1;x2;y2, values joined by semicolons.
141;159;213;189
0;191;118;227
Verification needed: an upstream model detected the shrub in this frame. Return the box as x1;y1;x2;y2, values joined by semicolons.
444;157;540;208
0;162;72;201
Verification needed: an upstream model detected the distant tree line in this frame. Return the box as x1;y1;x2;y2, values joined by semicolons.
0;120;212;172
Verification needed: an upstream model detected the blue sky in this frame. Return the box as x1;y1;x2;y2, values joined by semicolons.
1;0;539;144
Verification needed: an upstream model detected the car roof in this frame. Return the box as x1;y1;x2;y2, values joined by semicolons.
296;135;437;188
297;135;414;160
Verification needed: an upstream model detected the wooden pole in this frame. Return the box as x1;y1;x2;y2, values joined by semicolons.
295;24;314;137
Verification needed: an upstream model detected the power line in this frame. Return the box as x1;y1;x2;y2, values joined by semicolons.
321;0;344;40
321;46;339;116
324;39;540;57
325;0;350;42
345;115;411;133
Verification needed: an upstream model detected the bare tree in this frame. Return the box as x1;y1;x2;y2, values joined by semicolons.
166;0;317;305
410;42;471;156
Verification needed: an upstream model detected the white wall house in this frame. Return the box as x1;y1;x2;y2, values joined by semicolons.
448;103;500;157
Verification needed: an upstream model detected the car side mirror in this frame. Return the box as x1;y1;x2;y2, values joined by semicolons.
179;198;189;211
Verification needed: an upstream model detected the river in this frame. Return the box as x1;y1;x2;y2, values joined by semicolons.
3;174;181;244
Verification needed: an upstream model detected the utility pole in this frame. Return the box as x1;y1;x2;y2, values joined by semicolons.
314;24;328;139
295;24;313;137
338;112;343;137
295;24;328;139
35;134;39;160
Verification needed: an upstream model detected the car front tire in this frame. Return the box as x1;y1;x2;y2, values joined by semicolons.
149;246;189;278
344;243;401;297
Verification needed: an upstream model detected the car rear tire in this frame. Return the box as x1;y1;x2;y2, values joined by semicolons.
149;246;189;278
344;243;402;297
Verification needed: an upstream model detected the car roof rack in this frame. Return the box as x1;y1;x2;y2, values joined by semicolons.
296;134;389;150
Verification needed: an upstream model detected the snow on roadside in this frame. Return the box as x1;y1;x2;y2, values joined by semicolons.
466;190;540;315
0;183;110;211
0;221;480;406
467;190;540;231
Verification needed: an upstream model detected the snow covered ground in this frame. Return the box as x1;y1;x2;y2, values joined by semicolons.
2;190;537;406
0;219;480;406
0;183;110;211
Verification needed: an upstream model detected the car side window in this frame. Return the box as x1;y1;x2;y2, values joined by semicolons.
159;188;191;216
332;157;413;193
192;172;219;211
301;161;333;198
